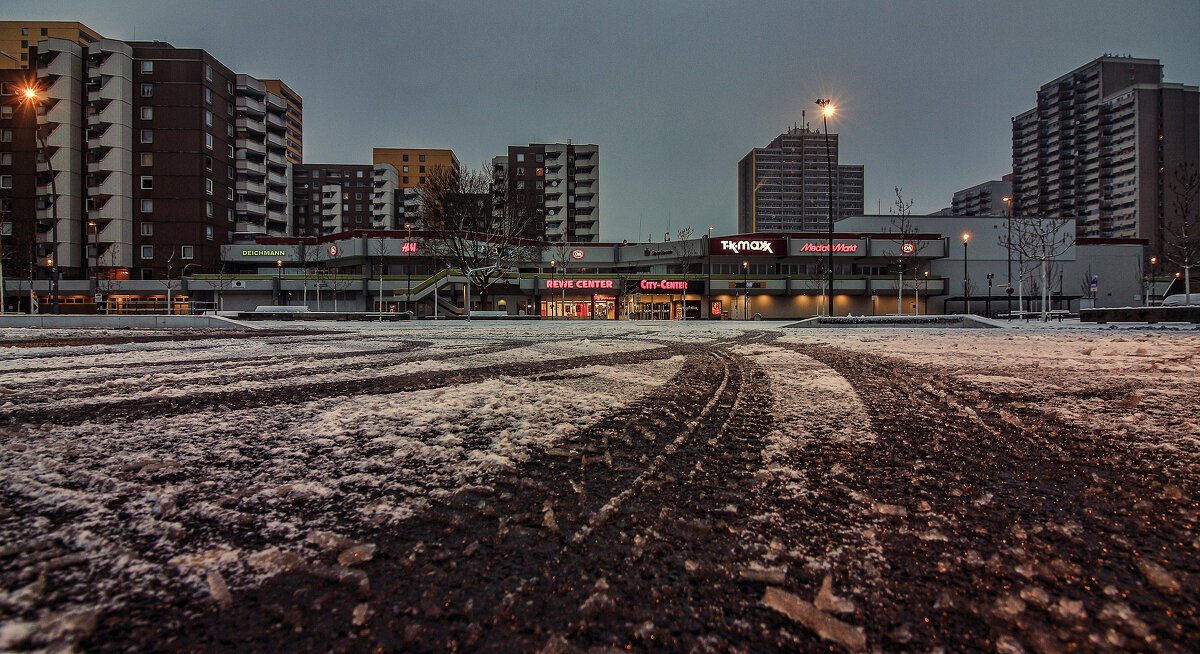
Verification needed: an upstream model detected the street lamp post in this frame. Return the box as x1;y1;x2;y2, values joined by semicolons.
816;98;835;317
962;232;971;315
405;222;412;315
1002;196;1012;316
24;88;59;314
549;259;556;319
742;260;748;320
180;263;198;314
1149;256;1158;305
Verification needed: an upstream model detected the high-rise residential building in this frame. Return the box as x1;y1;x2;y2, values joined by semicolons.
0;21;101;69
491;142;599;242
263;80;302;164
951;175;1013;216
291;163;399;235
1011;55;1199;252
737;126;865;233
372;148;459;189
0;25;299;287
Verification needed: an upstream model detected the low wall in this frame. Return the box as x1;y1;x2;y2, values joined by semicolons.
786;314;1006;329
0;315;257;329
1080;306;1200;324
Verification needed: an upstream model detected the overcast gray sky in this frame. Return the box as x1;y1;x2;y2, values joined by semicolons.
8;1;1200;241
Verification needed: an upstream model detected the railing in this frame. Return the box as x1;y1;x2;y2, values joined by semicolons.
95;299;221;315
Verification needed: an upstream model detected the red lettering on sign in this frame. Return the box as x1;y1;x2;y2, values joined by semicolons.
799;242;858;253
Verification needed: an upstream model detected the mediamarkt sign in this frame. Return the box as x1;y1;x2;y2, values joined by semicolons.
798;242;859;253
709;238;785;256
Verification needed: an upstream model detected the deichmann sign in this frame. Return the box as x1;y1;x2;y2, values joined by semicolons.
710;238;784;256
241;249;287;257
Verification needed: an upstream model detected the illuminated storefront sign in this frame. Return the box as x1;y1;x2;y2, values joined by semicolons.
401;241;418;253
639;279;688;291
798;242;859;253
241;249;286;257
711;238;783;255
711;301;723;316
571;249;585;259
329;244;339;256
901;242;914;253
545;279;615;290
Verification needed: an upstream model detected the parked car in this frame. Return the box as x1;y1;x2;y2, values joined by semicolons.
1160;276;1197;306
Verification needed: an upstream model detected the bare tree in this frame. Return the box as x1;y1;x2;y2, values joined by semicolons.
884;187;927;314
371;236;393;312
296;241;322;309
417;163;542;311
1001;215;1073;321
1162;163;1199;305
162;246;177;314
675;226;696;319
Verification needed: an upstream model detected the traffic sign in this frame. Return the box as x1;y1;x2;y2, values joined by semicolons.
329;244;339;256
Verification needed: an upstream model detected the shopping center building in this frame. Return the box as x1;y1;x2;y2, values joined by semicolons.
5;214;1148;319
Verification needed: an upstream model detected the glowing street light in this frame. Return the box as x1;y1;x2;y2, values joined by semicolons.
816;98;835;316
962;232;971;315
22;86;60;314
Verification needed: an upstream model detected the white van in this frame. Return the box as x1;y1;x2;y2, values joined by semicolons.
1160;277;1196;306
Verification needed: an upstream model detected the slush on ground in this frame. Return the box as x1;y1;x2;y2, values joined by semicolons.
0;321;1197;652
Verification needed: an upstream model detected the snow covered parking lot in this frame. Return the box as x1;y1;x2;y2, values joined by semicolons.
1;320;1197;652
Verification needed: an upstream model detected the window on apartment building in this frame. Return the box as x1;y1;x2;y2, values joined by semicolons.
0;130;12;142
419;166;425;173
402;166;408;173
419;155;425;162
181;246;194;259
205;65;213;82
536;181;543;189
517;181;525;189
141;153;152;166
402;176;409;184
140;199;153;212
140;245;153;259
205;133;212;149
205;110;213;127
356;171;363;178
419;177;425;184
402;154;409;162
516;167;524;176
205;179;213;195
536;154;543;162
140;129;153;143
355;204;363;211
516;154;525;163
206;225;214;240
140;223;153;236
20;40;27;48
203;155;213;171
0;175;11;189
204;88;212;104
41;28;47;36
226;145;233;158
140;106;153;120
342;204;349;211
0;153;11;166
21;28;28;35
141;84;153;97
140;176;153;189
227;209;233;222
205;201;213;217
141;61;153;74
1;106;12;119
227;188;233;200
